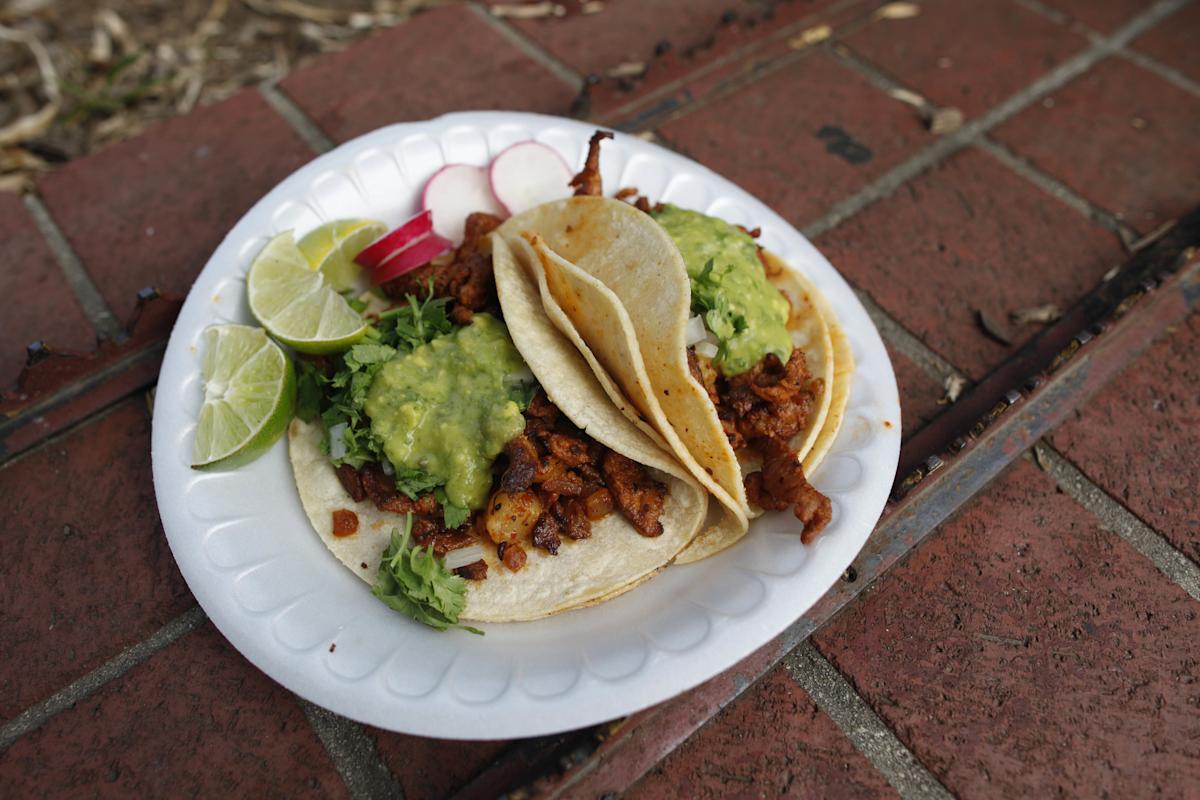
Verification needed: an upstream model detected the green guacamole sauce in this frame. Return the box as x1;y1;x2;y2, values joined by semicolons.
652;204;793;376
364;314;527;511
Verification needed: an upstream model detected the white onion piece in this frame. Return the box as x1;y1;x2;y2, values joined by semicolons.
328;423;348;459
444;544;486;570
380;458;394;476
684;315;707;346
506;365;535;385
695;341;719;359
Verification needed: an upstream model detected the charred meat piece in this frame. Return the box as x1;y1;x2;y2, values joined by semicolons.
546;432;592;467
335;464;366;503
453;560;488;580
381;212;501;314
601;450;667;537
723;350;818;445
541;469;585;497
570;130;613;197
361;465;440;515
562;498;592;540
531;511;563;554
745;436;831;543
500;435;539;493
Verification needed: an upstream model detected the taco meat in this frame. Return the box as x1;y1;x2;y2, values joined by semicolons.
570;130;613;197
744;436;832;543
602;450;667;538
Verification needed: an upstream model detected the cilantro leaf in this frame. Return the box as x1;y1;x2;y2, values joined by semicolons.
393;465;445;499
377;284;454;352
371;515;482;634
690;258;748;365
434;488;471;529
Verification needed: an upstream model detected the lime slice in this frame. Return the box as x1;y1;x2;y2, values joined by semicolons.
192;324;295;470
297;218;386;291
247;231;367;353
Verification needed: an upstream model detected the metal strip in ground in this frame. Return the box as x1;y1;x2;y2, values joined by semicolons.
784;641;954;800
23;193;122;341
301;700;405;800
0;606;206;751
466;2;583;92
259;81;335;154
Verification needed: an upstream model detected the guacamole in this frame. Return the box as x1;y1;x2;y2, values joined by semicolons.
652;204;793;376
365;314;527;511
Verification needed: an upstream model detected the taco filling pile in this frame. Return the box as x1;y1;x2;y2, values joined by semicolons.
190;128;849;631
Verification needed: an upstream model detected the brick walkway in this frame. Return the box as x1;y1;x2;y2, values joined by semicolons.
2;1;1199;797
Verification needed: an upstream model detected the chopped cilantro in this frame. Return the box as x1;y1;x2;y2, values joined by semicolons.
690;259;748;362
371;516;482;634
435;488;471;529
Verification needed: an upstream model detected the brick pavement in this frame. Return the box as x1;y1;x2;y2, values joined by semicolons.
2;1;1198;797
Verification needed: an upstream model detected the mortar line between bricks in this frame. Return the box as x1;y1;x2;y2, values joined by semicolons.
1032;442;1200;600
22;193;123;342
0;605;207;751
259;81;334;154
597;0;871;127
798;0;1193;240
784;641;956;800
1116;47;1200;99
465;2;583;92
299;699;404;800
974;137;1137;245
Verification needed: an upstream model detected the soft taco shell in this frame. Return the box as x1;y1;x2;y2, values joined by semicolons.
287;236;707;622
501;198;846;562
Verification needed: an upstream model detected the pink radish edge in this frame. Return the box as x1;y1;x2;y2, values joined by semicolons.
355;209;433;270
371;233;454;284
421;164;506;244
488;142;573;215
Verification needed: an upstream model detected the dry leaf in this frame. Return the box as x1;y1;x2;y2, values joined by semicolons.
1010;304;1061;325
0;172;33;193
788;24;832;49
606;61;645;79
874;2;920;20
939;374;967;405
96;9;136;52
1102;264;1120;281
242;0;343;24
888;87;927;108
491;2;565;19
976;309;1013;345
1032;444;1051;472
581;1;605;13
928;107;963;134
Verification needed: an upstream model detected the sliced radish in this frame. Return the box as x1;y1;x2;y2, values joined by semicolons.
370;233;453;284
354;210;433;270
422;164;506;244
488;141;573;215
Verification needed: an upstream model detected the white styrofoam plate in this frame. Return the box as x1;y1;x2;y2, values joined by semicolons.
151;112;900;739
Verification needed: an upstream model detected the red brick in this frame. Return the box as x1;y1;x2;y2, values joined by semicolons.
371;730;508;800
38;89;312;320
1131;3;1200;86
0;399;193;718
488;0;849;116
813;460;1200;797
0;193;94;390
658;51;931;227
815;147;1125;379
1039;0;1150;33
844;0;1087;117
628;666;899;799
0;623;345;798
1050;311;1200;561
889;345;945;441
280;4;577;144
993;57;1200;233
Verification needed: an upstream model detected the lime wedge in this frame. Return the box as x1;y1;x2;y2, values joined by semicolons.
247;231;367;353
192;324;295;470
297;218;386;291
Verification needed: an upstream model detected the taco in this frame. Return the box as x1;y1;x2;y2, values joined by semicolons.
287;215;707;624
498;134;851;562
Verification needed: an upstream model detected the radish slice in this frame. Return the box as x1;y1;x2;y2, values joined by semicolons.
488;141;573;215
421;164;506;243
354;210;433;270
370;233;453;284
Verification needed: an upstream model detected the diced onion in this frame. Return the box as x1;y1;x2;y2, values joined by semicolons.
328;423;348;460
444;544;486;570
506;365;535;385
380;458;394;476
695;341;719;359
684;315;707;346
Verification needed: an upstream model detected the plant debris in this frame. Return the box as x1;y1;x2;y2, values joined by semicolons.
0;0;434;191
928;106;964;135
490;2;565;19
939;373;967;405
873;2;921;21
976;308;1013;345
605;60;645;79
1010;304;1061;325
787;24;831;49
